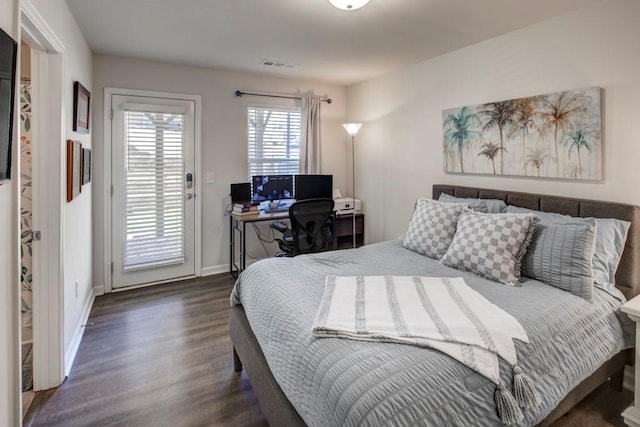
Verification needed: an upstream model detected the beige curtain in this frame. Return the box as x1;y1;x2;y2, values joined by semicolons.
300;93;321;174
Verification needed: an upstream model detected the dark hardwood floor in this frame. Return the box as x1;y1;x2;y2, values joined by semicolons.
26;275;631;426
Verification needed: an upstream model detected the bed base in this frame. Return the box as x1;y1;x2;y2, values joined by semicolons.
229;305;305;426
230;304;628;427
229;184;639;425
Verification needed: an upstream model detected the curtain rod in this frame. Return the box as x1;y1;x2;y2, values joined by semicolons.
235;90;332;104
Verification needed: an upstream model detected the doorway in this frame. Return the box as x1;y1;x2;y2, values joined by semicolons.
109;91;201;289
20;0;66;400
19;40;34;415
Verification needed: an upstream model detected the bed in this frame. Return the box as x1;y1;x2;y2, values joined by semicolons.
229;184;640;426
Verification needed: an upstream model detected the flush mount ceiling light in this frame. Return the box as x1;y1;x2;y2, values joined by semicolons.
329;0;370;11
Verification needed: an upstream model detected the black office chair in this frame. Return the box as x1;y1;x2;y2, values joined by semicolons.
270;198;335;257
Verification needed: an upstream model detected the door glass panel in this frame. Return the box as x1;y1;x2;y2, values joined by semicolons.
122;110;185;271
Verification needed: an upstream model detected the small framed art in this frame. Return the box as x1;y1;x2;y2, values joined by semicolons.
73;81;90;134
66;139;82;202
82;148;91;185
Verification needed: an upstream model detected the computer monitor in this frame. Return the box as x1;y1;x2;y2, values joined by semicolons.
230;182;252;204
252;175;294;201
294;174;333;200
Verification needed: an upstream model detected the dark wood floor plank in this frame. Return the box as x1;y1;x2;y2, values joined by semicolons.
30;275;267;427
28;274;631;426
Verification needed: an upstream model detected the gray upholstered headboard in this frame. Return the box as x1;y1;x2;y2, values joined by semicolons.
433;184;640;300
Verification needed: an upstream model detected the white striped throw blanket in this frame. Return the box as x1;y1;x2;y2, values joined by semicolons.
312;276;541;424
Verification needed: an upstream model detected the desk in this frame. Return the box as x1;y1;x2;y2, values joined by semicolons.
229;211;289;279
333;213;365;250
229;211;365;278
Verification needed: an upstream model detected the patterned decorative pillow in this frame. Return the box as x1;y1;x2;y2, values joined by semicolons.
440;210;538;285
522;221;596;300
403;199;467;259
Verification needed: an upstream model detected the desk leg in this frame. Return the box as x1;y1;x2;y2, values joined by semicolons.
242;221;247;271
229;215;234;277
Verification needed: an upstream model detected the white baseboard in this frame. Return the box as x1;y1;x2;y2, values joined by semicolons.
201;264;228;277
64;287;96;377
95;266;228;295
625;364;634;391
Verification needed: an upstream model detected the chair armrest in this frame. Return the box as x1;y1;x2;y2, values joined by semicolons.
270;221;289;234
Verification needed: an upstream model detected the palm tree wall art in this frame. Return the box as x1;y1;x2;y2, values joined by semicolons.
442;106;481;173
477;142;504;175
478;101;516;174
442;87;602;180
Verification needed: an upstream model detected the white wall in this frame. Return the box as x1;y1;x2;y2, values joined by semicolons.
346;0;640;244
27;0;93;367
92;55;347;285
0;0;19;425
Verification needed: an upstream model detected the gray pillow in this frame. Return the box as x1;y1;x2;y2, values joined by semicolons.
522;221;596;300
403;199;467;259
506;206;630;289
438;193;488;213
438;193;507;214
591;217;630;289
440;210;538;285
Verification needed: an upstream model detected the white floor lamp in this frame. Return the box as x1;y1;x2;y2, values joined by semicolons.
342;123;363;249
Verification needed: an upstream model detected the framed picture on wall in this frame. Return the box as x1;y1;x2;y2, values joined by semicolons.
442;87;602;180
73;81;90;133
66;139;82;202
82;148;91;184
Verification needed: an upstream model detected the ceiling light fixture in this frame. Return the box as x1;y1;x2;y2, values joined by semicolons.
329;0;370;11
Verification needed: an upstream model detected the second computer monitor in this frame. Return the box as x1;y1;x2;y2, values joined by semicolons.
252;175;294;201
295;175;333;200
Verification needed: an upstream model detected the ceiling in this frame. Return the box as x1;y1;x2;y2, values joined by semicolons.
65;0;600;86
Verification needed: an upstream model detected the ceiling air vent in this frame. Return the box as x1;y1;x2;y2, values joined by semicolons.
260;59;297;69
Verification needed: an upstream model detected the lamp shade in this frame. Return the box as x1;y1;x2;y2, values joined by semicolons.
329;0;370;10
342;123;363;136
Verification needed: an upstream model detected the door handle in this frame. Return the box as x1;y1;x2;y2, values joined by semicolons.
185;193;194;200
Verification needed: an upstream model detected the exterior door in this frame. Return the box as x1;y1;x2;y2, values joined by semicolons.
111;94;196;289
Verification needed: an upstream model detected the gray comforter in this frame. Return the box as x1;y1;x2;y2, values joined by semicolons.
231;240;634;426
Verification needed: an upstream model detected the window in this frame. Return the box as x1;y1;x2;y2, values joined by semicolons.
123;109;185;270
247;105;301;179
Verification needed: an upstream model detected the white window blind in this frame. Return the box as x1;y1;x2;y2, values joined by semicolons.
122;109;185;271
247;105;301;179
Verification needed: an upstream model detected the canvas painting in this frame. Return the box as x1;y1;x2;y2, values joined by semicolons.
442;87;602;180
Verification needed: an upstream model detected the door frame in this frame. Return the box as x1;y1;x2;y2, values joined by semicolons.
103;87;202;293
20;0;66;391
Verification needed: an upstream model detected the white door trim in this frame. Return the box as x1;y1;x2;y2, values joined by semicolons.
20;0;66;391
103;87;202;293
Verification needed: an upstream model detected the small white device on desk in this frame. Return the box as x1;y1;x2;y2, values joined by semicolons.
334;197;361;215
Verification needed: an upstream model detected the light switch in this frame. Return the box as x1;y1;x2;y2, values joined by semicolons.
205;172;215;184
